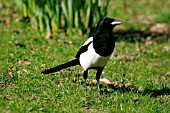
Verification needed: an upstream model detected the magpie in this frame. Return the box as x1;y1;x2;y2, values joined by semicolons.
41;17;121;90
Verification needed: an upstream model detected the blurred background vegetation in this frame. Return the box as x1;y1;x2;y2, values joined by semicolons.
15;0;110;36
1;0;170;37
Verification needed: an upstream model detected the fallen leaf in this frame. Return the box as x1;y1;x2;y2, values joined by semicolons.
41;64;45;67
17;71;21;74
125;82;131;87
58;78;64;83
29;96;35;100
163;46;170;52
5;71;13;78
0;3;3;10
100;78;112;84
15;17;22;23
9;53;14;57
100;78;124;88
63;40;72;45
111;81;123;88
23;69;29;74
8;71;13;78
55;38;62;43
138;86;144;92
11;67;16;71
92;80;97;84
55;38;72;45
111;53;117;58
154;77;159;82
4;96;12;100
28;39;33;44
165;72;170;78
18;60;22;64
149;23;169;35
18;60;31;65
72;78;78;83
115;55;127;60
0;18;10;25
46;32;52;39
135;47;140;53
24;61;31;65
145;36;152;45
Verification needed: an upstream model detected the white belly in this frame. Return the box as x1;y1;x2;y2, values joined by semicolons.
79;43;110;71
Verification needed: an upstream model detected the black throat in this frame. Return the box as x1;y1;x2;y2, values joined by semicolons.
92;31;115;57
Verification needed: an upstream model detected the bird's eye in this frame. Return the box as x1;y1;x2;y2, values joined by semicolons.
105;20;109;23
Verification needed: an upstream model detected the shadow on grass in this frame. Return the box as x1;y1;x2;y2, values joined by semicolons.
112;29;169;43
100;84;170;98
142;87;170;97
71;74;170;98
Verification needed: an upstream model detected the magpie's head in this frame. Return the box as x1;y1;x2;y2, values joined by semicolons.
97;17;121;31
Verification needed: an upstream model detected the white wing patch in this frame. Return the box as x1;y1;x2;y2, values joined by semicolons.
79;42;110;71
83;37;93;46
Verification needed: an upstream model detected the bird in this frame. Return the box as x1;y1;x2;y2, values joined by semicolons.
41;17;121;90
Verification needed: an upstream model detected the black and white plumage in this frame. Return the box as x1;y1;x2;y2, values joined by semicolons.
41;17;121;90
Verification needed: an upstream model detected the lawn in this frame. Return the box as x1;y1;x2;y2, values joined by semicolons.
0;1;170;113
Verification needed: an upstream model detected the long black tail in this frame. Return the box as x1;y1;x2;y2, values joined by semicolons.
41;59;79;74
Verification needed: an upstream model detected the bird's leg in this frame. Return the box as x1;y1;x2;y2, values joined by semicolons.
96;67;104;91
83;70;88;89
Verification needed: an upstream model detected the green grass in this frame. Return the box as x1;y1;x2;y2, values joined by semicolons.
154;9;170;24
0;0;170;113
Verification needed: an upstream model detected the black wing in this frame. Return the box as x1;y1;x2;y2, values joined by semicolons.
76;41;92;59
